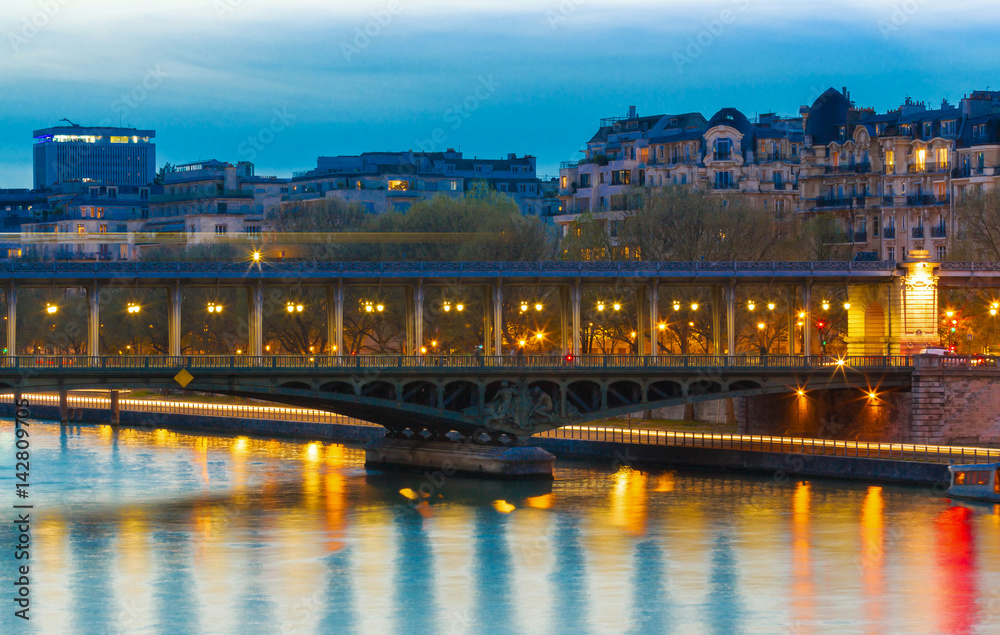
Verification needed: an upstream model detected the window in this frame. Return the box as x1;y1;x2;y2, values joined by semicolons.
497;183;508;192
791;144;798;156
714;171;733;189
884;150;895;174
977;152;985;170
887;246;895;262
611;170;631;186
657;146;664;159
937;246;946;261
579;173;591;188
77;224;84;235
995;470;999;494
942;120;956;135
599;196;606;210
560;176;567;188
714;139;732;161
388;180;408;191
915;148;926;171
873;216;879;238
923;122;932;137
215;224;228;235
599;172;606;184
99;224;107;233
246;225;261;237
937;148;949;169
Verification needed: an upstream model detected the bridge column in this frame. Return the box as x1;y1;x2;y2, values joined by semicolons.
88;284;100;357
248;283;263;357
482;284;493;356
571;280;581;356
787;286;797;355
636;285;647;355
492;281;503;355
6;283;15;356
110;390;120;427
327;284;344;355
802;282;812;357
647;281;658;356
168;283;182;357
726;280;736;356
712;286;722;356
559;286;569;354
59;390;68;425
415;280;424;355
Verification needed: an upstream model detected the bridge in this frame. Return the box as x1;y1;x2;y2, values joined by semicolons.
2;251;995;360
0;354;912;441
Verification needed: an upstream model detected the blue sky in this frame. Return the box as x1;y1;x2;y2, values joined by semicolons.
1;0;999;187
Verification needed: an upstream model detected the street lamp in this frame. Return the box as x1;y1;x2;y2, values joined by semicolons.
612;302;621;311
673;301;681;311
126;302;140;314
843;302;851;310
535;302;543;312
822;301;830;311
46;303;58;315
597;301;606;312
767;302;776;311
748;301;755;311
690;303;699;311
207;302;222;313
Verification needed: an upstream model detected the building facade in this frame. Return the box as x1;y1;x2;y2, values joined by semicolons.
554;106;803;243
289;150;549;216
33;125;156;190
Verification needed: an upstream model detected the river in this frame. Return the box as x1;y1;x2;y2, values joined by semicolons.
1;418;999;634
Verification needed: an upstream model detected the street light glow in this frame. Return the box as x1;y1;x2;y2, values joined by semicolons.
207;302;222;313
844;302;851;310
597;302;605;311
748;301;755;311
126;302;140;314
252;251;261;262
767;302;776;311
822;301;830;311
535;332;544;340
613;302;621;311
658;322;666;330
690;303;699;311
535;302;543;312
757;322;766;330
46;303;57;314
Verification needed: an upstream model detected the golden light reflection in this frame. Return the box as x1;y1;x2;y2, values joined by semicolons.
493;500;516;514
791;482;814;633
304;441;322;462
609;466;647;535
861;486;885;629
525;494;553;509
325;443;346;467
324;471;347;552
232;436;249;454
653;472;675;493
399;488;419;501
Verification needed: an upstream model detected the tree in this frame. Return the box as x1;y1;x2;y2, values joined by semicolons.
952;188;1000;261
153;163;175;186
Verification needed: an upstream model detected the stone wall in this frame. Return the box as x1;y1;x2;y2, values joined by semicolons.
910;356;1000;446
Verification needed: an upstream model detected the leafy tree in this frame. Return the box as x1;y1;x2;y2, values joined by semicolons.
153;163;175;186
952;188;1000;260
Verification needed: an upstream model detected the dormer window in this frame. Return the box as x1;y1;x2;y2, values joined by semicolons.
669;118;678;126
923;122;932;137
942;120;956;135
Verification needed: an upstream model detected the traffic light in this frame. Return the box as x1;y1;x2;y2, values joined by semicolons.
950;319;957;333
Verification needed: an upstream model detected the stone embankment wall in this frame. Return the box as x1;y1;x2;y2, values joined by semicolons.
909;356;1000;446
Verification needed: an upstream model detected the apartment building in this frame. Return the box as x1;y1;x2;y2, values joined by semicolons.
554;105;803;238
798;88;1000;262
289;150;548;216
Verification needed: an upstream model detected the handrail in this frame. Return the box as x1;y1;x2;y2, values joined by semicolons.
0;354;917;371
537;425;1000;465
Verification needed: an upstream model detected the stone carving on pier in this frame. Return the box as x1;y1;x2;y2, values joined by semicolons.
476;381;560;434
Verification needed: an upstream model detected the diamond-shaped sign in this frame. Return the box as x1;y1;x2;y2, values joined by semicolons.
174;369;194;388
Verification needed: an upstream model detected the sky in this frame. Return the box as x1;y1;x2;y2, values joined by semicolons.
2;0;1000;187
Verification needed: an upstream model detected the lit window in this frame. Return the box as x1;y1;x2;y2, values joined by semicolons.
884;150;895;173
110;136;129;143
77;224;85;235
937;148;949;169
915;149;926;171
388;180;408;191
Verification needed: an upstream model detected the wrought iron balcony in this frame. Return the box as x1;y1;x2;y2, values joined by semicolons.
883;227;895;239
931;226;947;238
912;227;925;239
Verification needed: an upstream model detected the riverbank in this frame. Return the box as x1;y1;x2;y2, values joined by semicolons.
2;398;962;486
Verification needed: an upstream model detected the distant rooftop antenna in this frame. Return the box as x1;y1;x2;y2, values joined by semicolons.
59;118;80;127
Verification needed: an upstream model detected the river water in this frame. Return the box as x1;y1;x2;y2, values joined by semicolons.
1;418;999;634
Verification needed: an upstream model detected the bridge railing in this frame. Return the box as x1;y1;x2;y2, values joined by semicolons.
538;425;1000;464
0;354;916;371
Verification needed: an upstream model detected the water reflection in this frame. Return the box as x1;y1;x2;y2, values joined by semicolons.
630;540;670;634
551;514;589;635
936;506;978;635
2;419;1000;634
393;509;439;633
706;534;744;635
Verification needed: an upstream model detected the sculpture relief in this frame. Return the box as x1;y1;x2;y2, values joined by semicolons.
478;382;560;432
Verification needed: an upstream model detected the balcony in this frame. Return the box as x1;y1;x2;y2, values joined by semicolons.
906;194;950;207
713;152;732;162
713;182;739;190
912;227;925;239
813;197;854;209
881;195;894;207
824;163;871;174
883;227;895;239
931;226;947;238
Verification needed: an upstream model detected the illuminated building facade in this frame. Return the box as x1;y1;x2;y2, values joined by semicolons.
32;125;156;190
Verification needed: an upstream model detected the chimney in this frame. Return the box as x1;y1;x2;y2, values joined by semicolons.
628;105;637;119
